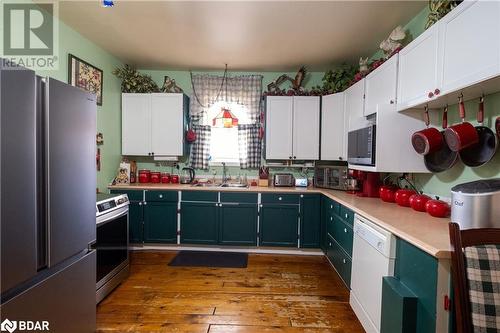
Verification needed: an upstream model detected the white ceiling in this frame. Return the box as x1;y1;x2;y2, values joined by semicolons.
58;1;426;71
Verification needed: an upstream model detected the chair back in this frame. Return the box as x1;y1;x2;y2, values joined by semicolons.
449;223;500;333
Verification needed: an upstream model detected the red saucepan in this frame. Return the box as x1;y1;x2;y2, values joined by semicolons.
412;106;443;155
496;116;500;139
444;96;479;152
460;97;498;167
424;107;459;173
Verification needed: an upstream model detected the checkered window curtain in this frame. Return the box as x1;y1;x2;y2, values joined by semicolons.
190;74;263;169
464;244;500;332
238;124;262;169
189;125;211;170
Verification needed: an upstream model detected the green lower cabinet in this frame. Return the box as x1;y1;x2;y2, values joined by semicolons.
180;202;218;244
332;217;353;257
260;204;299;247
219;203;257;246
326;235;352;288
382;238;438;333
300;194;321;248
110;189;144;243
143;202;177;243
128;201;144;243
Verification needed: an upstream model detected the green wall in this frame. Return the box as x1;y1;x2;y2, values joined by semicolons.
132;69;325;179
28;4;123;192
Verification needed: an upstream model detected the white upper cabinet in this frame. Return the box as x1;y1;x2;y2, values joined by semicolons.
293;96;320;160
321;93;346;161
345;78;366;130
122;93;187;157
265;96;294;160
265;96;320;160
122;94;151;156
397;22;441;111
438;0;500;95
150;93;186;156
364;54;398;116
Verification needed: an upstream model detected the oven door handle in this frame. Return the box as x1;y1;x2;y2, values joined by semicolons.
96;207;129;226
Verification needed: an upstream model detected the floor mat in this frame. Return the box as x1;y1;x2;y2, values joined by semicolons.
168;251;248;268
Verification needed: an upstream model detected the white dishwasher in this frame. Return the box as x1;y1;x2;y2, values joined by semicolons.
350;214;396;333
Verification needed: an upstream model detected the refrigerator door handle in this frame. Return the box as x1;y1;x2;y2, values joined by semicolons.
44;77;51;268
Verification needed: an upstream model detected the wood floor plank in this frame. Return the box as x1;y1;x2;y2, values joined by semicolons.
96;251;363;333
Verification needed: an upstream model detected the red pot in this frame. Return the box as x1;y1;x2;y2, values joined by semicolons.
411;108;443;155
379;185;399;203
395;189;417;207
425;199;451;218
150;172;161;183
409;194;431;212
171;174;179;184
444;97;479;151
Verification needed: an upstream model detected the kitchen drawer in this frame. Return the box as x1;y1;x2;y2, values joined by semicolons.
326;235;352;288
145;190;178;202
326;214;335;238
261;193;300;205
333;218;353;258
110;189;143;201
339;205;354;226
325;198;340;215
181;191;218;202
220;192;258;204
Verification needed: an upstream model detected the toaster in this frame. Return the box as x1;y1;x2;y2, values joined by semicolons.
273;173;295;187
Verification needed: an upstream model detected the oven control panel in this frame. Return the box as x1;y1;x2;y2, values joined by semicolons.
96;194;129;216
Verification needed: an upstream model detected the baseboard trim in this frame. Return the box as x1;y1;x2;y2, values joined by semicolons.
130;244;324;256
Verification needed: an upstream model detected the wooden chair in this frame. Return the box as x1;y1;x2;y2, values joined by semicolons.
449;222;500;333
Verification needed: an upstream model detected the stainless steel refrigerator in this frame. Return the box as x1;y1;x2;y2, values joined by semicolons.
0;63;97;332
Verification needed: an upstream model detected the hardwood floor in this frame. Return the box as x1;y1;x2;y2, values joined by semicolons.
97;251;364;333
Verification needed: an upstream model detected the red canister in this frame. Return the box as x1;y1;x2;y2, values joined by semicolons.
171;174;179;184
150;172;161;183
161;173;171;184
138;169;151;183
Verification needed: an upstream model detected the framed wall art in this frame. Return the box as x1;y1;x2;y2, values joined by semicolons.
68;54;103;105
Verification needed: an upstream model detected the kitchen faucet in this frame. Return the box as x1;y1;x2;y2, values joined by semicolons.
222;162;227;184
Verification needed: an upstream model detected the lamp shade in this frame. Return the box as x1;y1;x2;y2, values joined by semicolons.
212;107;238;128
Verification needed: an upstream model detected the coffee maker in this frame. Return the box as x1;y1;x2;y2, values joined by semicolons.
348;170;381;197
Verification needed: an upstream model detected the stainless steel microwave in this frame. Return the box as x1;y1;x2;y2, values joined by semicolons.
348;124;376;166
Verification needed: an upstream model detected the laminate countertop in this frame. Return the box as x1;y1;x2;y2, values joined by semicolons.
108;183;452;259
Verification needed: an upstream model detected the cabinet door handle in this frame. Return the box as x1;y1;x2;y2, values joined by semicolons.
345;213;348;219
339;157;343;160
434;88;440;95
390;100;395;104
289;156;292;159
139;202;142;206
330;205;333;209
259;204;263;208
329;242;332;246
148;152;151;156
330;217;333;221
159;194;163;198
428;91;434;98
343;259;346;264
278;197;282;201
143;202;147;206
300;195;304;198
344;228;347;233
293;156;297;159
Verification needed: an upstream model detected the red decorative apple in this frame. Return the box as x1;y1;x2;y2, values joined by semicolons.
395;189;417;207
409;194;431;212
425;199;451;218
379;185;399;203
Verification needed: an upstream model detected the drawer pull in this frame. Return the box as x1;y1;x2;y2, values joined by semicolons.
344;228;347;233
330;205;333;209
343;259;346;264
278;197;282;201
345;213;348;219
300;195;304;198
159;194;163;198
329;242;332;246
330;217;333;221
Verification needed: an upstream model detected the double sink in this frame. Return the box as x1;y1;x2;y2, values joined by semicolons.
191;182;249;188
